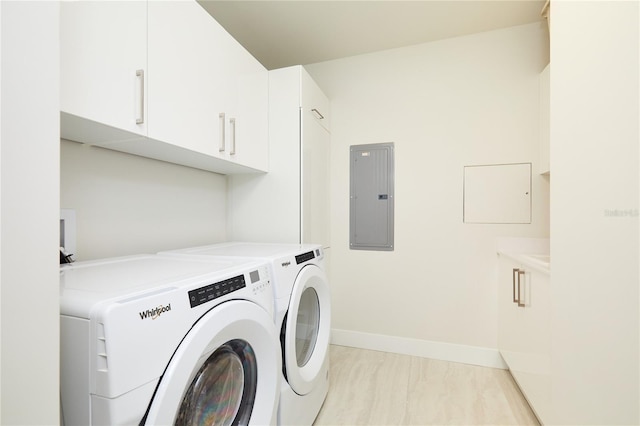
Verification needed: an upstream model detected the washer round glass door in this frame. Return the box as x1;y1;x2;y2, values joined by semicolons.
176;340;255;425
143;300;280;425
283;264;331;396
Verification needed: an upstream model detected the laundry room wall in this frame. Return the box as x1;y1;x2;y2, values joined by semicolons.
306;22;549;365
61;140;228;261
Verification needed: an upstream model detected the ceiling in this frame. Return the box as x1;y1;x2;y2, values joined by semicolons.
198;1;547;70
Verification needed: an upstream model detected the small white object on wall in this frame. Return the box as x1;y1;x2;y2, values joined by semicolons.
60;209;77;258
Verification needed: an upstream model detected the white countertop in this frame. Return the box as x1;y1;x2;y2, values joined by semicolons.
496;237;550;275
499;251;550;274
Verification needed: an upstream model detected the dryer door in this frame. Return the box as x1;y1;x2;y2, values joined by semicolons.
283;264;331;395
143;300;280;425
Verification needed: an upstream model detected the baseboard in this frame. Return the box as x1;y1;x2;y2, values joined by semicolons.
330;328;508;370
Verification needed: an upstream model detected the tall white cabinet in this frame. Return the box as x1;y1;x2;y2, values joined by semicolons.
60;0;268;175
1;2;60;424
227;66;331;248
538;64;550;175
550;1;639;424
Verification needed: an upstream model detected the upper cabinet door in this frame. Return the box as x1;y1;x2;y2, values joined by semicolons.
147;0;228;157
60;1;147;136
226;35;269;171
232;69;269;171
147;1;267;171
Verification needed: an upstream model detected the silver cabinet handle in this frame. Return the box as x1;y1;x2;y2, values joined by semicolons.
512;268;519;303
229;117;236;155
135;69;144;124
219;113;226;152
311;108;324;120
517;270;525;307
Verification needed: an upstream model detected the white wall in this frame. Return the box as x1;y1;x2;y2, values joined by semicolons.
307;22;549;361
1;2;60;424
550;1;639;423
61;140;228;261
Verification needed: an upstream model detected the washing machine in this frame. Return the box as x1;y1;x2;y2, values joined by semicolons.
59;254;280;426
161;243;331;426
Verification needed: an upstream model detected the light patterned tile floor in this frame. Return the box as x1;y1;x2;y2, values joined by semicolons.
314;345;539;425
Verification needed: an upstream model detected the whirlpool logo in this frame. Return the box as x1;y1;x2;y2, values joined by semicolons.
139;304;172;320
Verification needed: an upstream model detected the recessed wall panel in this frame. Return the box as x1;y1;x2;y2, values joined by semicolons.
463;163;531;224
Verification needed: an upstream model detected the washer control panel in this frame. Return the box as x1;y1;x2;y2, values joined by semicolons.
188;274;246;308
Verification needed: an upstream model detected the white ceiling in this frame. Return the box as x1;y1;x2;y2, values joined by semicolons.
198;0;547;70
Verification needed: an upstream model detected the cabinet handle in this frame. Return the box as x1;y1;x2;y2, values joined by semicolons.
219;113;226;152
517;270;525;307
135;69;144;124
512;268;519;303
229;117;236;155
311;108;324;120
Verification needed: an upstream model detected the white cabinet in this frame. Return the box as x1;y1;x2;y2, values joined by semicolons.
550;3;638;423
539;64;550;174
60;1;147;138
227;66;331;247
498;254;551;425
146;1;267;171
60;0;268;174
147;0;227;157
2;3;60;423
300;70;331;246
301;72;331;133
233;71;269;171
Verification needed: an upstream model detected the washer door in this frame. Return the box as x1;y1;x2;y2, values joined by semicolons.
143;300;280;425
283;264;331;396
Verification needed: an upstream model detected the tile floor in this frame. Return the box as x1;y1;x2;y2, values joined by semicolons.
313;345;539;425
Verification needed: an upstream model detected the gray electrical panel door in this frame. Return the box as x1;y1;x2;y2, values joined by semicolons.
350;143;394;251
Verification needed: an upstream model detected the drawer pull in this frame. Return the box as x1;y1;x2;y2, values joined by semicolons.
311;108;324;120
229;117;236;155
512;268;519;303
135;69;144;124
517;270;525;307
219;113;226;152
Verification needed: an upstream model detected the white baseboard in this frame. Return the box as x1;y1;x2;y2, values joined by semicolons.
330;328;508;370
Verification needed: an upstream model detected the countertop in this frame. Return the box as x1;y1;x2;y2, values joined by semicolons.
498;251;550;275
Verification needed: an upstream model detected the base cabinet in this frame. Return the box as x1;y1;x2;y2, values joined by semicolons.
498;254;551;424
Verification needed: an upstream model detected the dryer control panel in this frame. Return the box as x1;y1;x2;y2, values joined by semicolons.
295;248;322;265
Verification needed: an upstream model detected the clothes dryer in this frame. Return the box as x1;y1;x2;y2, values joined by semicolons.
60;254;280;426
161;243;331;426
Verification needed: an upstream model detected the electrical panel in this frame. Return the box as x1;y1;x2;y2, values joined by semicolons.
350;143;395;251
